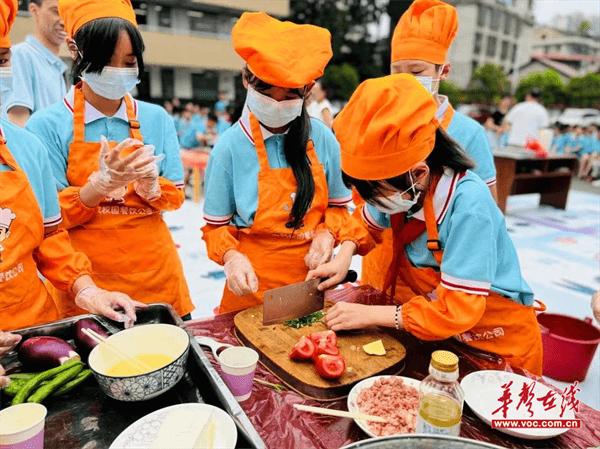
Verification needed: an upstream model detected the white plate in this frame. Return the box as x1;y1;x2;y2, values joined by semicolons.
109;403;237;449
347;375;421;438
461;370;575;440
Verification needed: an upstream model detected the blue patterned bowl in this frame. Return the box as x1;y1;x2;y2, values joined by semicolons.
88;323;190;402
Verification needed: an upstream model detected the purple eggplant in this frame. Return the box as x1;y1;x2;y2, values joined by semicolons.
19;336;80;370
74;319;110;354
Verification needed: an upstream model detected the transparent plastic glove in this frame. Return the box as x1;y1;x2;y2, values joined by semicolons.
0;331;21;357
305;229;334;270
223;250;258;296
75;286;147;328
87;136;155;198
133;145;165;202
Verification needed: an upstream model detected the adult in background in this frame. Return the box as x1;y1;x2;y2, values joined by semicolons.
306;80;333;128
484;95;512;149
5;0;67;126
504;88;549;148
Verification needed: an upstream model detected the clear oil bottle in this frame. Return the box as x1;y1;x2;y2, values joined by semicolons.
416;350;464;436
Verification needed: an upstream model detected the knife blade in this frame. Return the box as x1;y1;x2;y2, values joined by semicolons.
262;270;358;325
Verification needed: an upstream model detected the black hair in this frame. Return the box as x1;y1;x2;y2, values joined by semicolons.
529;88;542;99
29;0;44;5
243;67;314;230
207;112;218;123
72;18;145;85
343;128;474;207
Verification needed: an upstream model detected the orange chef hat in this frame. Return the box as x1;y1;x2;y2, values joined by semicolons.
391;0;458;65
0;0;17;48
232;12;332;88
59;0;137;39
333;74;439;181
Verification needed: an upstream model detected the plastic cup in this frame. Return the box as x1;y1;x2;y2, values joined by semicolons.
0;403;47;449
218;346;259;402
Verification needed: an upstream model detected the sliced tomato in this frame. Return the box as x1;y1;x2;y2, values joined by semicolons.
289;336;316;361
309;330;337;347
312;339;340;361
314;354;346;379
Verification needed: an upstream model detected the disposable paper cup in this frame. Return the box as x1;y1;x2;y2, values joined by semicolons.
0;403;47;449
218;346;259;402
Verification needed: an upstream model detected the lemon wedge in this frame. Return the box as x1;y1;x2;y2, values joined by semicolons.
362;339;386;356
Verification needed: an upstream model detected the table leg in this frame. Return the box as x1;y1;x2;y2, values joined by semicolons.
540;177;571;209
493;158;516;213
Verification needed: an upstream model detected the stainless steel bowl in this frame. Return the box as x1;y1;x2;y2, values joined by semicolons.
88;323;190;402
340;434;508;449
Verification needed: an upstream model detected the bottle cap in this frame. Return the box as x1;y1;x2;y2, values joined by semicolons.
431;350;459;373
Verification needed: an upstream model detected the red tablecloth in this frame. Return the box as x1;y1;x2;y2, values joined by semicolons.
185;286;600;449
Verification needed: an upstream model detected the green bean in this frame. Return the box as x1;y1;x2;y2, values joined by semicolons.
12;359;82;405
27;364;83;404
3;379;29;397
8;373;38;381
52;369;93;397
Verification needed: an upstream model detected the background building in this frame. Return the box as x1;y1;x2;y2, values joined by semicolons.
445;0;535;88
13;0;290;104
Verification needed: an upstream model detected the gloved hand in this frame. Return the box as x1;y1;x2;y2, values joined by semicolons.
0;364;9;389
223;250;258;296
0;331;21;356
133;145;165;202
305;229;334;270
74;286;147;328
87;136;156;199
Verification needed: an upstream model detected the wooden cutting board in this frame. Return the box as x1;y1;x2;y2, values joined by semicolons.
234;304;407;400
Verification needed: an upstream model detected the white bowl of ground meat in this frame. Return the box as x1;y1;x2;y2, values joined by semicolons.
347;375;421;438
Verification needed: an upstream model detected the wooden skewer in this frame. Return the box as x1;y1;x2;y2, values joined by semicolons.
293;403;389;423
82;328;152;372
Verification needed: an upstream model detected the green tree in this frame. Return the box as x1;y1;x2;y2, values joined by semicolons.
439;80;464;106
577;20;592;36
323;64;360;101
565;73;600;108
291;0;388;84
466;64;510;105
516;70;566;106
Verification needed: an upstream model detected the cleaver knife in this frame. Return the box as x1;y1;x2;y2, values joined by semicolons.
262;270;358;325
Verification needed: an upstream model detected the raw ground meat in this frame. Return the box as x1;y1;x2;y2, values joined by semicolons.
356;377;420;436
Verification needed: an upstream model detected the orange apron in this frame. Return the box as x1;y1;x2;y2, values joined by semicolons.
50;85;193;317
219;113;329;313
394;189;544;375
361;105;456;291
0;130;60;330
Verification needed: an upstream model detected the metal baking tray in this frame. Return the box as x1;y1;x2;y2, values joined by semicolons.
0;304;266;449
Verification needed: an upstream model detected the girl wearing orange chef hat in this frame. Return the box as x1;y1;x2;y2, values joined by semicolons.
0;0;142;334
26;0;193;318
309;75;544;375
201;12;372;313
361;0;498;297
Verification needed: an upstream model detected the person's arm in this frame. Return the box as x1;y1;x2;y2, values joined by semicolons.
5;49;34;127
7;106;31;127
464;125;498;201
134;111;186;211
320;107;334;128
201;143;240;265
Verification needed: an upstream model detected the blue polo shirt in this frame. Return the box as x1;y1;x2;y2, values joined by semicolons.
26;87;184;190
4;35;67;115
363;170;533;305
0;119;62;228
203;105;352;227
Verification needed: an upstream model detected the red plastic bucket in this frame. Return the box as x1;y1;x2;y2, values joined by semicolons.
538;313;600;382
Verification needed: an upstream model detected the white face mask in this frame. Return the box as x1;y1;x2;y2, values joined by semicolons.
370;172;421;215
81;66;140;100
0;66;13;106
414;66;444;95
246;86;304;128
